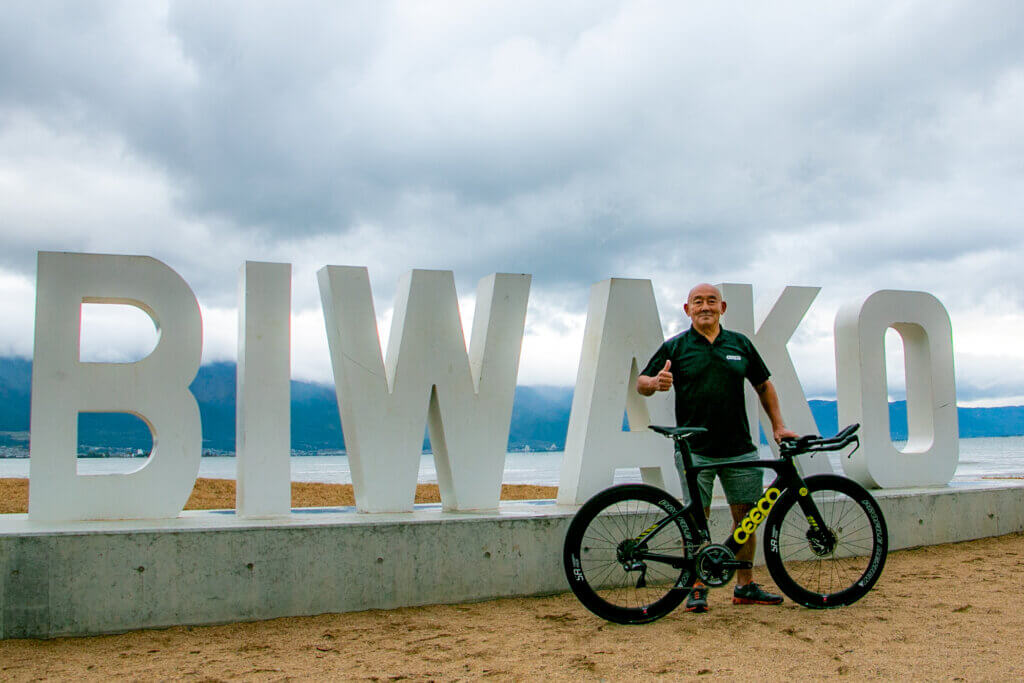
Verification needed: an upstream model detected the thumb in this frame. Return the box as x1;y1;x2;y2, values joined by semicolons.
663;360;671;372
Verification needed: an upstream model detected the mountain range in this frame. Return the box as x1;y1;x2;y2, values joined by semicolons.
2;357;1023;453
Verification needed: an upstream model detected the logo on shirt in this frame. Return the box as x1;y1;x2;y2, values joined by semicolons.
726;355;742;361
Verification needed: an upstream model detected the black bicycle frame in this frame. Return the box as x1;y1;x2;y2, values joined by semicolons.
632;436;831;568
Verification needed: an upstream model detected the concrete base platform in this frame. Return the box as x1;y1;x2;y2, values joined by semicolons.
2;479;1023;639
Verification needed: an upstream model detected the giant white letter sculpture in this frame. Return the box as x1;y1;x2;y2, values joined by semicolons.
29;252;203;521
557;279;680;505
719;283;832;476
318;267;530;512
835;290;958;488
236;261;292;518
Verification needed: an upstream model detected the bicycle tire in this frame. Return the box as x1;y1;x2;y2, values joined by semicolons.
563;484;699;624
763;474;887;608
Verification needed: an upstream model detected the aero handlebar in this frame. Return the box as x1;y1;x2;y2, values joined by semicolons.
648;423;861;457
779;423;860;456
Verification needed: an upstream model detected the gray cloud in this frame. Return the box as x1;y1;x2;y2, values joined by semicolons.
1;1;1023;397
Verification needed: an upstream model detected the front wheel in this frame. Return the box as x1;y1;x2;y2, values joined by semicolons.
563;484;699;624
763;474;887;608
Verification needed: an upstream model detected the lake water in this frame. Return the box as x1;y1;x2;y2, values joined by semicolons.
2;436;1024;485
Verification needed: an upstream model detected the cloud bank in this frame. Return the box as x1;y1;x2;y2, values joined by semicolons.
1;1;1022;401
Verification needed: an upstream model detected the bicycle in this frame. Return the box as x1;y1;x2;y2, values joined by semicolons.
562;423;888;624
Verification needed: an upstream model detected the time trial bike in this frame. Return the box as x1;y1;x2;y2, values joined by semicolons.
562;424;887;624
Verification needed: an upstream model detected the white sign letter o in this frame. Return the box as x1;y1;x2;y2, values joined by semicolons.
835;290;958;488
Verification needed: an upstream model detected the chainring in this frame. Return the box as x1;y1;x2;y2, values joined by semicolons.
695;543;736;587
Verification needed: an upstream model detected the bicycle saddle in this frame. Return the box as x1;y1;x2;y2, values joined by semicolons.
648;425;708;438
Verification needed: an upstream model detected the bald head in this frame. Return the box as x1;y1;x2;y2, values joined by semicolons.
684;283;726;337
687;283;723;303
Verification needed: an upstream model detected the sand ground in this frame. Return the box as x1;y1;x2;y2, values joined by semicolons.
0;477;559;513
2;478;1024;680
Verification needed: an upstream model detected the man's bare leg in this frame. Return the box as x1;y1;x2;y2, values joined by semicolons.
684;506;717;612
728;503;755;586
723;502;784;605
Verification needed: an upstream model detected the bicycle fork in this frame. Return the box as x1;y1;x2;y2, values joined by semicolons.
791;488;839;556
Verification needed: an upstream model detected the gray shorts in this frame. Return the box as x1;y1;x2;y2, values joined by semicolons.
675;449;763;508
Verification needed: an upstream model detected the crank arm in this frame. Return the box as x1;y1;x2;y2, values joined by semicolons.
721;560;752;570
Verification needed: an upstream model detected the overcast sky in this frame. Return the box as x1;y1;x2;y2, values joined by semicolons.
1;1;1023;404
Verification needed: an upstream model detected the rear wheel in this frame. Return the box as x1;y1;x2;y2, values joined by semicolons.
563;484;699;624
763;474;887;608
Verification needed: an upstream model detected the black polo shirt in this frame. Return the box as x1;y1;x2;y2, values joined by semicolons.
640;327;770;459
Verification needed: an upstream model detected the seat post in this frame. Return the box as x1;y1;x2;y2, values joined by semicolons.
672;437;703;511
674;436;696;472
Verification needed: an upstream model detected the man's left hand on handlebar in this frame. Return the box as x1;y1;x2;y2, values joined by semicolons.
773;426;800;444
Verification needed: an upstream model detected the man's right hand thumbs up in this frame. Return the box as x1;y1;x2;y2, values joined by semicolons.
655;360;673;391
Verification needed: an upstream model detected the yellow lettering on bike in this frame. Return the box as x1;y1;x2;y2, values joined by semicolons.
731;487;783;545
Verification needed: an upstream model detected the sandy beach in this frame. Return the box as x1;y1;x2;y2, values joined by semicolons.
0;477;559;513
3;478;1024;680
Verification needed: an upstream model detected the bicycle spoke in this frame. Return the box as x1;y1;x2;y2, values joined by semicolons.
570;489;692;618
764;476;886;607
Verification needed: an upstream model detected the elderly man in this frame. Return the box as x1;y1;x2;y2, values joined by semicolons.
637;283;798;613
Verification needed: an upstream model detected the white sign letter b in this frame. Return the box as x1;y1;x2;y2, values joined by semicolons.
29;252;203;521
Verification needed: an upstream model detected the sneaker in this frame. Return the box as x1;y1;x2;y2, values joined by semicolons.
732;582;783;605
685;583;708;613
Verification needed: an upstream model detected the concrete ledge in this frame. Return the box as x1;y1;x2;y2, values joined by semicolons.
2;480;1023;639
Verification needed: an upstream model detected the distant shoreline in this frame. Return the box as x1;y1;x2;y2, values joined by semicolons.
5;431;1024;459
4;359;1024;450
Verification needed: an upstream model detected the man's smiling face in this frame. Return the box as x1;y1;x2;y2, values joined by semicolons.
684;283;726;333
